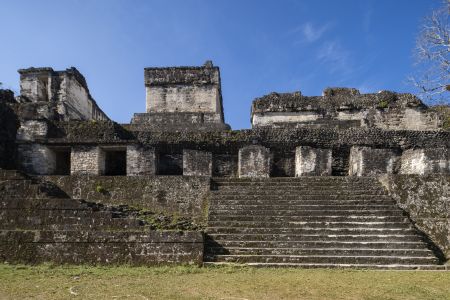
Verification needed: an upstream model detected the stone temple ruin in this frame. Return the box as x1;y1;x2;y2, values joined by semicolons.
0;61;449;269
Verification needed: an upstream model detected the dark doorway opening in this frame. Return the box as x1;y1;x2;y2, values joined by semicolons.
332;147;350;176
54;149;71;175
104;150;127;176
158;153;183;175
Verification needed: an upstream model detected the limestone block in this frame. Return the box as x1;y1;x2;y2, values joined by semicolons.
295;146;332;176
400;148;450;175
238;145;271;178
126;145;157;176
71;146;105;175
16;120;48;141
183;149;212;176
17;144;55;175
349;146;399;176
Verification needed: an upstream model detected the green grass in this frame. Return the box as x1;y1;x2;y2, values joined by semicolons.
0;264;449;299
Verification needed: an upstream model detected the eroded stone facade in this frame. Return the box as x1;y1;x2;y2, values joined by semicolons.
1;61;449;265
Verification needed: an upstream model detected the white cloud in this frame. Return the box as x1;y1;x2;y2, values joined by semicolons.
363;9;372;33
290;22;331;44
317;40;353;75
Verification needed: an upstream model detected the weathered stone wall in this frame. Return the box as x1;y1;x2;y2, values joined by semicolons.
295;146;332;176
349;147;399;176
144;62;222;116
183;149;212;176
0;92;19;169
146;85;221;115
18;67;108;121
0;176;204;266
71;146;105;175
251;89;444;131
238;145;271;178
130;112;230;131
129;128;450;152
133;61;229;131
16;120;48;141
17;144;56;175
400;148;449;175
0;231;203;265
41;175;211;222
379;175;450;259
126;145;157;176
38;121;450;178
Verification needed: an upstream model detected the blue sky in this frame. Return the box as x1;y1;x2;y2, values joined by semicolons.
0;0;441;129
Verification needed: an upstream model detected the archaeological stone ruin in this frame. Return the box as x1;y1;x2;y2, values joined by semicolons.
0;61;449;269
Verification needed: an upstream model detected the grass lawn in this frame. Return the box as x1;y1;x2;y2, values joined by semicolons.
0;264;449;300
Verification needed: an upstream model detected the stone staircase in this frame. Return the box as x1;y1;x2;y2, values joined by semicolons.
204;177;445;269
0;170;202;265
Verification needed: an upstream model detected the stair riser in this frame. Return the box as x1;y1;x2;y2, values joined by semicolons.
207;221;413;229
0;217;140;229
205;240;429;249
203;262;446;270
211;202;396;208
210;207;402;214
215;186;384;191
210;204;397;210
213;179;379;184
211;195;391;200
206;234;423;242
209;211;406;220
204;256;438;265
212;191;386;196
0;199;88;210
206;227;416;235
206;248;433;257
0;210;112;219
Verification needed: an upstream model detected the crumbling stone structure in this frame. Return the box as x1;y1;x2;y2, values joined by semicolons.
0;61;449;268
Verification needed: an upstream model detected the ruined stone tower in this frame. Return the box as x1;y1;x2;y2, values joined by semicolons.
131;61;230;131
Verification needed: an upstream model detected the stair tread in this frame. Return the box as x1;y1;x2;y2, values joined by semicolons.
203;262;447;270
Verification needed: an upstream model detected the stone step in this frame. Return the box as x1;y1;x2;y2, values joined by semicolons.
212;184;383;189
203;262;447;270
0;230;197;243
205;226;417;235
214;183;384;188
208;215;408;223
205;247;434;257
209;205;399;211
0;216;141;230
205;240;430;249
0;209;113;219
0;198;91;210
212;177;378;183
209;210;405;217
209;211;406;221
204;254;438;265
211;190;386;196
210;199;395;205
207;220;413;229
206;233;423;242
0;170;27;180
210;195;392;201
212;181;383;186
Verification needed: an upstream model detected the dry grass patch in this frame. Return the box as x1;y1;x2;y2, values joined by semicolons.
0;264;449;299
